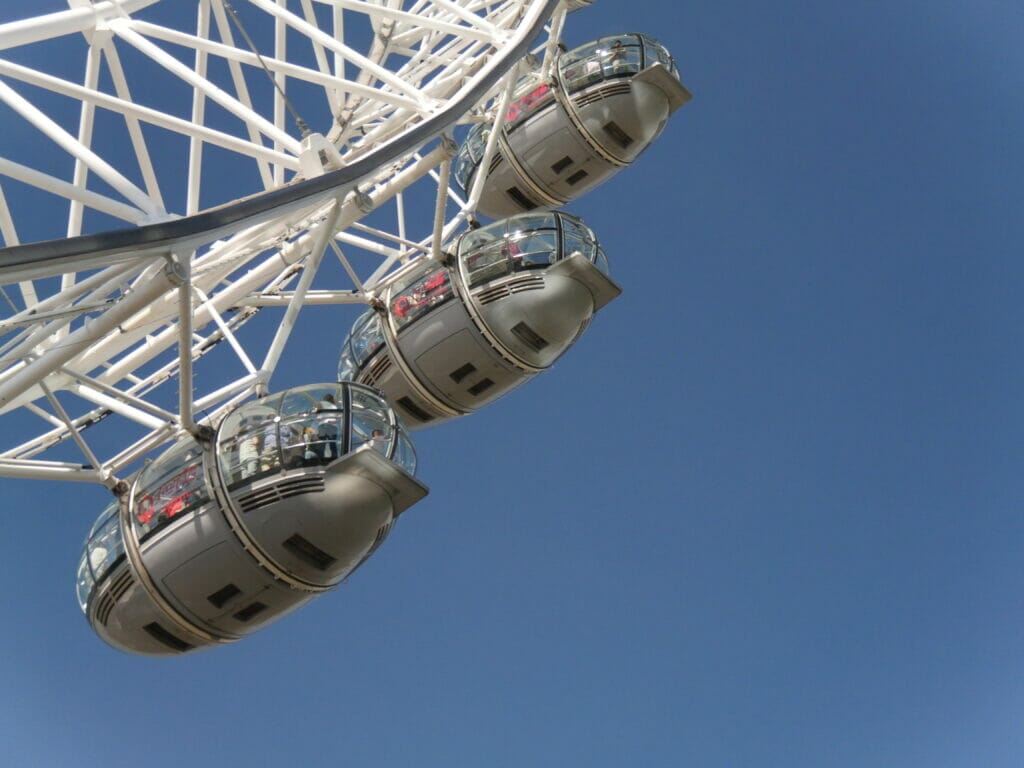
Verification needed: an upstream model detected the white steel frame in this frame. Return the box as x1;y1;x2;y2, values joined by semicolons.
0;0;566;488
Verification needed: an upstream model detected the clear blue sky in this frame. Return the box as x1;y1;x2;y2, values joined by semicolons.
2;2;1024;766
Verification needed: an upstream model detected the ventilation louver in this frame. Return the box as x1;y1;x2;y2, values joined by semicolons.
283;534;337;572
475;274;546;306
235;476;325;515
572;80;632;109
95;569;134;627
143;622;193;653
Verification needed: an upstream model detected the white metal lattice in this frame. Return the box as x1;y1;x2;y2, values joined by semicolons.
0;0;565;487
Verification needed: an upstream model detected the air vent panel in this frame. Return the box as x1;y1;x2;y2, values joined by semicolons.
572;81;633;109
235;476;325;515
143;622;193;653
397;396;434;423
95;569;134;627
362;353;393;388
511;321;549;352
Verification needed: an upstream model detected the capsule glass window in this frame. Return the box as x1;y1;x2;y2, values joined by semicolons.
455;124;488;191
559;35;643;93
389;264;454;331
76;552;92;613
219;385;349;478
351;311;385;366
350;388;393;458
562;215;606;264
641;35;678;79
133;441;207;541
338;341;358;382
504;78;555;134
393;431;417;476
89;501;125;581
218;403;279;487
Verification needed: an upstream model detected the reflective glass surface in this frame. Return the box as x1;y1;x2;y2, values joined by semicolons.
90;506;125;579
388;262;454;331
352;312;385;366
454;123;488;191
350;388;393;457
78;500;125;613
559;34;677;94
456;212;608;287
503;79;555;133
75;553;92;613
133;440;208;541
339;311;385;381
217;384;419;487
338;342;357;382
392;432;417;476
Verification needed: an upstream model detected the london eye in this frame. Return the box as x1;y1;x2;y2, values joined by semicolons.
0;1;689;654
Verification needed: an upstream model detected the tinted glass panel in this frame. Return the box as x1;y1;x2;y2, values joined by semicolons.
393;432;417;476
76;553;93;613
454;124;488;191
133;442;207;540
463;240;510;287
391;266;453;331
559;35;643;92
504;80;555;132
351;312;385;366
214;384;419;487
89;511;125;581
509;231;557;269
351;388;393;458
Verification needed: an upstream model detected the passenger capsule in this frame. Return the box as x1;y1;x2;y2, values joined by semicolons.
75;383;426;656
338;212;620;428
454;33;692;219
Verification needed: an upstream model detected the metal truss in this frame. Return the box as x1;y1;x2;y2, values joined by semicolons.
0;0;565;488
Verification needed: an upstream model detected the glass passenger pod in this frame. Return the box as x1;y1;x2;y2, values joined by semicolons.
557;33;692;165
454;33;691;220
76;500;126;613
132;441;210;543
77;385;426;656
337;214;621;428
215;383;425;588
454;211;621;370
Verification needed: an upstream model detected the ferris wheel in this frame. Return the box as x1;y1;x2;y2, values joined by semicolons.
0;0;689;654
